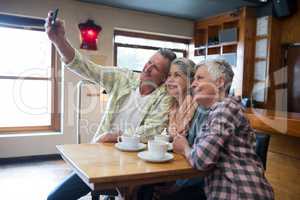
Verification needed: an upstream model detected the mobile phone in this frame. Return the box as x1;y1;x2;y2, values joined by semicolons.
51;8;59;26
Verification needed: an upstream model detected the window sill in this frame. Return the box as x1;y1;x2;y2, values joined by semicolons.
0;131;62;138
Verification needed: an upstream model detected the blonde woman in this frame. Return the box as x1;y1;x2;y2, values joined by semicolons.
173;60;274;200
166;58;197;139
137;58;208;200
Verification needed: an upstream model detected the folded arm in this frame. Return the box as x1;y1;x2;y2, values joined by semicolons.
187;106;237;171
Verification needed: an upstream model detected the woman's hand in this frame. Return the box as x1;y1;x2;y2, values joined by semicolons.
173;134;191;158
96;132;120;143
169;128;187;141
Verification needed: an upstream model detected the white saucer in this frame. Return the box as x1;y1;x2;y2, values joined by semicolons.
115;143;146;152
137;151;174;163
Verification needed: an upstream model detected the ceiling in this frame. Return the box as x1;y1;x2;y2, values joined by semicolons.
78;0;265;20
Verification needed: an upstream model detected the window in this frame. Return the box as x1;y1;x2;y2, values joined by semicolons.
114;30;190;72
0;14;60;133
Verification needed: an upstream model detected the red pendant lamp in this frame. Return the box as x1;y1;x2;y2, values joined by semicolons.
78;19;102;50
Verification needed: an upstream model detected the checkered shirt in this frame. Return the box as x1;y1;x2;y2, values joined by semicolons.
188;97;274;200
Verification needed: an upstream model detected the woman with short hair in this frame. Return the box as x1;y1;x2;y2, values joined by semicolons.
173;60;274;200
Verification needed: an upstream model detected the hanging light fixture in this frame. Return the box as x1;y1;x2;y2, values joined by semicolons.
78;19;102;50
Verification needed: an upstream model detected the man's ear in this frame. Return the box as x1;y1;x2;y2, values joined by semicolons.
216;75;225;90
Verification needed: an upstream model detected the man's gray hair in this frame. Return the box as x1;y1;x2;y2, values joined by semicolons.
196;59;234;95
157;48;177;72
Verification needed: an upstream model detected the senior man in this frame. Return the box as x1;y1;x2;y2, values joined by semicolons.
45;11;176;200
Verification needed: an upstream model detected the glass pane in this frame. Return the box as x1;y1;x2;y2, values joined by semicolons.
0;79;51;127
255;39;268;58
115;35;188;50
0;26;52;78
206;54;221;60
117;47;184;71
117;47;156;71
221;53;237;66
254;61;267;81
252;81;266;102
256;16;268;36
190;56;206;64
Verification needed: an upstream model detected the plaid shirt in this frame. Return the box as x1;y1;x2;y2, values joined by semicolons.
65;50;172;143
188;97;274;200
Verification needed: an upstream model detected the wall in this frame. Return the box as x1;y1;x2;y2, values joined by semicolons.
0;0;193;157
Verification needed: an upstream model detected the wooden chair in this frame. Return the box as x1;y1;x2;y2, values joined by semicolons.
255;132;271;170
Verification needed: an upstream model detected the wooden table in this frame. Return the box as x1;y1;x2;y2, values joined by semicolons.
57;143;207;199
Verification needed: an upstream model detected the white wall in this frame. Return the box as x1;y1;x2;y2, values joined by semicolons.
0;0;193;158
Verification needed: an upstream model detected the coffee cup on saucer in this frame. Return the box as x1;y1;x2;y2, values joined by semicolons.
147;140;168;160
117;134;140;149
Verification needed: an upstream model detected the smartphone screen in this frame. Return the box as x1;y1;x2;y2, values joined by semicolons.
51;8;59;26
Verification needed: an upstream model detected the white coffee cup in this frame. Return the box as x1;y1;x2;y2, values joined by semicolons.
147;140;168;159
154;135;170;143
117;134;140;148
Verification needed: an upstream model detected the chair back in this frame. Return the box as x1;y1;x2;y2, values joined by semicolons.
255;132;271;170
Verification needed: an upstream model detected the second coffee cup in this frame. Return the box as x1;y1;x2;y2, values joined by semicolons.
117;134;140;149
147;140;168;160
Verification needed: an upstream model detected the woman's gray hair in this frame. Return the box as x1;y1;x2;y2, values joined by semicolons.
171;57;196;81
196;59;234;95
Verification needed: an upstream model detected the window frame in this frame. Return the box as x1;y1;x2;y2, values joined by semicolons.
0;14;61;134
113;30;190;71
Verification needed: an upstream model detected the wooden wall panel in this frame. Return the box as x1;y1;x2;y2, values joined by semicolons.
266;17;282;110
287;46;300;113
280;0;300;44
246;109;300;137
240;8;256;98
267;0;300;110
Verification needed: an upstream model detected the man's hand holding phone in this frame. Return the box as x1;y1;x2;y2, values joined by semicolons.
45;9;65;45
45;9;75;64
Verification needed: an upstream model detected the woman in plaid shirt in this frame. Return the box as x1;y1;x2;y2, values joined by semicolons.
173;60;274;200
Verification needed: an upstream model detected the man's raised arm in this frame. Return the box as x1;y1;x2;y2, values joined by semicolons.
45;11;75;64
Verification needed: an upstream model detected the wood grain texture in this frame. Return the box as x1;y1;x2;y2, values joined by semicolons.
57;143;207;191
265;17;282;110
246;108;300;137
286;46;300;113
280;0;300;44
268;133;300;160
195;10;240;29
239;7;256;98
266;151;300;200
266;133;300;200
